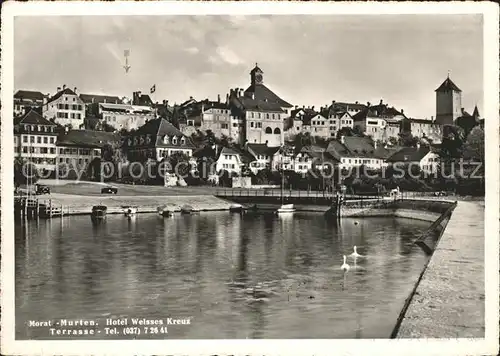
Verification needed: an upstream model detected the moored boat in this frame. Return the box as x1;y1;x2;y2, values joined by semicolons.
180;204;199;214
229;204;244;213
276;203;296;214
157;206;172;217
91;205;107;219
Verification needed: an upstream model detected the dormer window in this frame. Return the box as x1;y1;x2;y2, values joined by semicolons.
128;138;132;146
163;136;169;144
180;137;186;145
139;136;145;145
133;137;138;145
172;136;178;145
146;134;151;144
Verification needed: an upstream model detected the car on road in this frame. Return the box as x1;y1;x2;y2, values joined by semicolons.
101;186;118;194
35;184;51;195
434;191;447;196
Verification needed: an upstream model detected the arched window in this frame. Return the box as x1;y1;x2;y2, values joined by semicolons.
164;136;169;144
265;127;272;134
274;127;281;134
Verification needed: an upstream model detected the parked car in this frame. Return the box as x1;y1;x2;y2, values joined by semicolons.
101;186;118;194
35;184;51;195
434;191;447;196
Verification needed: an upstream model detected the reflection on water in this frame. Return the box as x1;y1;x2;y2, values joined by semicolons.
16;212;432;339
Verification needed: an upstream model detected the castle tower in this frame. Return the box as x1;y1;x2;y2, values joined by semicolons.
435;75;462;126
250;63;264;86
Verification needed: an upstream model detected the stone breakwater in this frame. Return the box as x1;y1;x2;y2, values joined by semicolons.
40;194;234;215
396;200;485;338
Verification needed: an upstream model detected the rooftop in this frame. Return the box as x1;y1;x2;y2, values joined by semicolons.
435;77;462;93
14;109;56;127
386;146;432;162
79;93;122;104
14;90;46;102
56;130;121;148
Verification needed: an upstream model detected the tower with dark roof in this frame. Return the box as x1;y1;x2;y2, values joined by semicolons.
435;75;462;126
250;63;264;85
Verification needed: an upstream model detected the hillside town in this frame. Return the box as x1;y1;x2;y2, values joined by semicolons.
13;64;485;194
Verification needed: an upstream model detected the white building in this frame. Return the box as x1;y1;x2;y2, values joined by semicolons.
14;109;58;172
99;103;155;131
42;86;85;128
14;90;47;116
215;147;244;175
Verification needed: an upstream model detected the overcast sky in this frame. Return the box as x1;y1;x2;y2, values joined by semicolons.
15;15;483;119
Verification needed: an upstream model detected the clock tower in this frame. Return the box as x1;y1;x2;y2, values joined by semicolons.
250;63;264;85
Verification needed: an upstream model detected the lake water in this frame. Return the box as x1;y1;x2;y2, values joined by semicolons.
15;212;432;339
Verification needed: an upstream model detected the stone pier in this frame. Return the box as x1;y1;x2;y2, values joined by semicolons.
396;201;485;338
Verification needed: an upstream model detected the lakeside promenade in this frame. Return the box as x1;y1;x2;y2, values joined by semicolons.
396;200;485;338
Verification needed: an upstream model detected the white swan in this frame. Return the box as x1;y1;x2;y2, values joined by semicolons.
340;255;350;272
349;245;363;258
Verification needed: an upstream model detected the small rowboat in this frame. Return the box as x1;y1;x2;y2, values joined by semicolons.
157;206;172;217
229;204;244;213
276;204;295;214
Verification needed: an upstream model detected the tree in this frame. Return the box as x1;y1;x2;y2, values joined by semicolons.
398;131;418;147
388;136;399;146
462;126;485;179
14;159;39;187
168;151;191;177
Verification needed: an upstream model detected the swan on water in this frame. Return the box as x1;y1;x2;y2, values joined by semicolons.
350;245;363;258
340;255;350;272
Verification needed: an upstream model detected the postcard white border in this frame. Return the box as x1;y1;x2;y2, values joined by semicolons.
1;1;499;356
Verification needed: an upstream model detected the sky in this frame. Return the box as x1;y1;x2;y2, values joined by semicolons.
14;14;483;119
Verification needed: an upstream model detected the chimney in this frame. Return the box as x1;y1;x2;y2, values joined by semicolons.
312;106;315;111
226;93;229;103
431;116;434;122
43;94;49;105
401;109;404;114
189;96;193;100
367;102;371;106
302;105;305;109
355;101;359;104
57;87;61;92
62;84;66;90
295;105;298;109
240;89;244;97
74;87;77;94
217;94;221;103
379;99;383;105
332;100;336;105
340;135;345;144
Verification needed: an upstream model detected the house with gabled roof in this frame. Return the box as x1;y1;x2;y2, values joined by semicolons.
215;146;246;176
352;99;406;142
124;118;196;162
326;135;390;170
245;143;280;173
42;85;86;129
14;109;59;171
386;143;440;175
14;90;48;116
293;145;339;174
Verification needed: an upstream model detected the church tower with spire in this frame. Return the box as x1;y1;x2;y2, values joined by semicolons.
435;74;462;126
